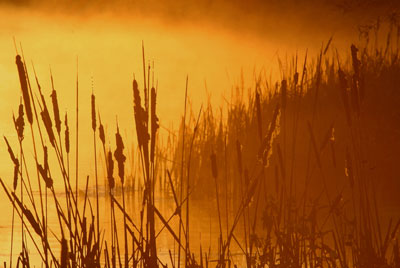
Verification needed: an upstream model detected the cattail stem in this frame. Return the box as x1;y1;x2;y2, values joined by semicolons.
184;104;202;267
9;193;16;268
91;92;100;260
75;58;79;205
177;76;188;268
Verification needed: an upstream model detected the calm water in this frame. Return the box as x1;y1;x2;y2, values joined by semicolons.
0;185;248;266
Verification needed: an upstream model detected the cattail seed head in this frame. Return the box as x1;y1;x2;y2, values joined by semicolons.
39;93;55;147
258;104;280;167
12;192;42;236
41;109;55;147
114;125;126;184
4;136;18;166
133;79;150;150
60;237;68;268
132;78;150;178
91;94;96;131
37;162;53;189
65;113;70;154
150;86;159;163
15;103;25;140
107;150;115;190
99;114;105;146
51;89;61;134
294;72;299;86
13;164;19;191
44;146;49;171
15;55;33;124
5;135;20;191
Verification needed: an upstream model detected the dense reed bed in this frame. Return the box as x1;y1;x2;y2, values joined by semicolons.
170;19;400;267
1;19;400;268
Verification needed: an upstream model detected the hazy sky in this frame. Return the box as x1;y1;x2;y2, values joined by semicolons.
0;0;397;181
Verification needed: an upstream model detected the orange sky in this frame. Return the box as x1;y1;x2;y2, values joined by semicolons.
0;1;394;184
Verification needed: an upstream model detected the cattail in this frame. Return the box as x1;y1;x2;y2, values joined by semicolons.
12;192;42;236
107;150;115;190
4;136;18;166
91;94;96;131
65;113;70;154
37;162;53;189
132;78;150;178
41;110;55;147
44;146;49;171
5;136;20;191
51;90;61;134
132;79;142;132
114;125;126;184
23;206;42;236
99;114;105;146
132;79;149;150
150;86;159;163
50;74;61;134
293;72;299;86
210;151;218;179
82;217;87;246
13;165;19;191
15;103;25;140
40;95;55;147
258;103;280;166
60;237;68;268
15;55;33;124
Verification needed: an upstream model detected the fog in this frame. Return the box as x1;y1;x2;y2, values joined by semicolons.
0;0;397;183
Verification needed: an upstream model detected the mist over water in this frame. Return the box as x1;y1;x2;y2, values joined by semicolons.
0;0;392;148
1;1;397;181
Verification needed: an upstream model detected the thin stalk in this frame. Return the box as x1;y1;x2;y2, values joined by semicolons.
177;76;188;268
185;105;202;267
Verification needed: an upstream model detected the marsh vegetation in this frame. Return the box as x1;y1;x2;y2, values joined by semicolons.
1;11;400;268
